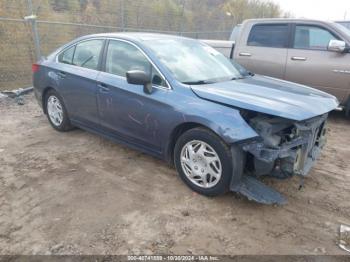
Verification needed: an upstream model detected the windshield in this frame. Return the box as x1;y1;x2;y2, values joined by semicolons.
144;38;242;84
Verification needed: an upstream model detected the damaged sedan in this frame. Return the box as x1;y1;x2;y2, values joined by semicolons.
33;33;338;204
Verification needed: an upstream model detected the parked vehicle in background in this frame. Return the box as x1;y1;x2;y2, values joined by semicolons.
199;39;234;58
336;21;350;30
202;19;350;116
201;24;241;58
229;24;241;42
33;33;338;205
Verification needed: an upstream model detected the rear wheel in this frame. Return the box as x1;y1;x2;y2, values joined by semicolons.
45;90;73;131
174;127;233;196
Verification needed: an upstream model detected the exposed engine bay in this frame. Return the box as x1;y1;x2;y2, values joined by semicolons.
244;113;328;178
230;112;328;205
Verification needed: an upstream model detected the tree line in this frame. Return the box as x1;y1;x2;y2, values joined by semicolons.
43;0;290;32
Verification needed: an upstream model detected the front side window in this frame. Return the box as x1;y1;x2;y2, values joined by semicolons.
58;46;75;64
293;25;338;50
72;39;104;70
106;40;167;87
247;24;289;48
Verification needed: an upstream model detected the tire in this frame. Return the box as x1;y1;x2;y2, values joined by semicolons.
44;89;73;132
174;127;234;197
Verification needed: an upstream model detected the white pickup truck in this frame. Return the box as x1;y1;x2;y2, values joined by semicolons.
202;18;350;116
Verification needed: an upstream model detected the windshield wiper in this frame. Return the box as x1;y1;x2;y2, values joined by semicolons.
231;72;254;80
182;80;214;85
231;76;245;80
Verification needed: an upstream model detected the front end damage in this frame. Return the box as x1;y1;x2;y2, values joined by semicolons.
230;113;328;205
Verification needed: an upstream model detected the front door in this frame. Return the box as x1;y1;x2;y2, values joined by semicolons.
96;40;171;152
285;24;350;104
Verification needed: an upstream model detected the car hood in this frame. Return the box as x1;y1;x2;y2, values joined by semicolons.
190;75;339;121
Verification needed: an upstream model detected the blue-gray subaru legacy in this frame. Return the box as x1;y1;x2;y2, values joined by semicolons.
33;33;338;204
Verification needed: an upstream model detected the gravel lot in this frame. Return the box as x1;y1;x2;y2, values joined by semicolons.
0;93;349;255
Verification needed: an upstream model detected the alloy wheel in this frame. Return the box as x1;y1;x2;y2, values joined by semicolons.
180;140;222;188
47;95;63;127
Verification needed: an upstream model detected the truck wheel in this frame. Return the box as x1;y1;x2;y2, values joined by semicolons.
45;89;73;132
174;127;233;196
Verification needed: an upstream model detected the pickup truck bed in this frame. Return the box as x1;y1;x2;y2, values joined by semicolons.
200;39;235;59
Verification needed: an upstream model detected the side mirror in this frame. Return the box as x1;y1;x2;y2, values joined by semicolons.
328;40;346;53
126;70;152;94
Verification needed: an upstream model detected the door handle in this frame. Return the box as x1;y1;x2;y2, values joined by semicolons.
57;71;66;78
239;52;252;57
291;56;307;61
98;83;110;92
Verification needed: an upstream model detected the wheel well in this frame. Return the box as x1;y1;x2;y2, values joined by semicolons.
346;95;350;117
167;122;207;165
42;87;54;114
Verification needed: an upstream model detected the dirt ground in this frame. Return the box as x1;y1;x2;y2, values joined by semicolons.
0;93;349;255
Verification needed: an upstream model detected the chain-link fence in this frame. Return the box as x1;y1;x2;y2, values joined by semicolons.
0;0;233;91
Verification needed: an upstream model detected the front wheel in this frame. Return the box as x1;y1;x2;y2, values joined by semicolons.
174;127;234;196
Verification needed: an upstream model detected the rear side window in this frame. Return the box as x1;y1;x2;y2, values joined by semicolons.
58;46;75;64
247;24;289;48
72;39;104;70
293;25;338;50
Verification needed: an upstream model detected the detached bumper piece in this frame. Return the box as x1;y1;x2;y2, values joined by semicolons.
231;176;287;205
1;87;33;98
231;114;328;205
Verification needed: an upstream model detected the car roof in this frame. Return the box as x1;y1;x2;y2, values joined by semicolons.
243;18;336;25
49;32;200;60
77;32;190;43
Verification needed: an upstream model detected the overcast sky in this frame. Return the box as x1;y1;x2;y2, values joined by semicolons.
272;0;350;21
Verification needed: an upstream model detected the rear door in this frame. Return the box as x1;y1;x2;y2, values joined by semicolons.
55;39;105;125
234;23;290;79
285;24;350;104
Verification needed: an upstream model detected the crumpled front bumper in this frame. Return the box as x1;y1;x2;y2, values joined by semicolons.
230;114;328;205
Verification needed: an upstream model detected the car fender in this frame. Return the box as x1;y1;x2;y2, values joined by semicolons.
163;92;258;160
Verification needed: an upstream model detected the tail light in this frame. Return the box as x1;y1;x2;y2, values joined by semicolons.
32;64;40;73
